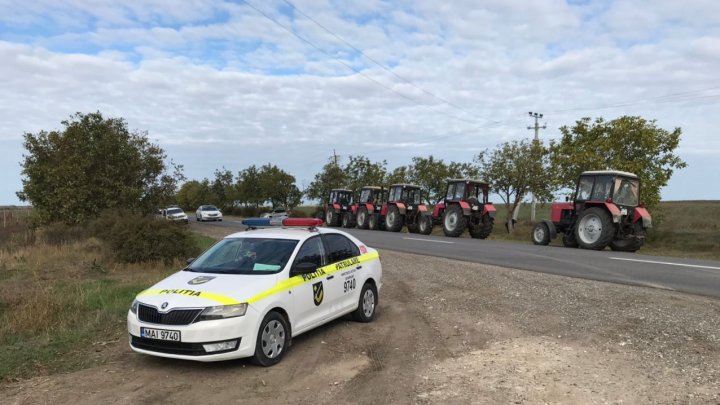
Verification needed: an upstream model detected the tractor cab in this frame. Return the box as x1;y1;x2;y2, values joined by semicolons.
359;186;387;206
325;189;353;227
575;171;640;207
388;184;423;205
444;179;490;205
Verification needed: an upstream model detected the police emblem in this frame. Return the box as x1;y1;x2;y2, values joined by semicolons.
188;276;216;285
161;302;169;310
312;281;324;306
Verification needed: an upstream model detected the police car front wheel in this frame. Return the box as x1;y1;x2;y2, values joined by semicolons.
352;282;378;323
253;311;291;367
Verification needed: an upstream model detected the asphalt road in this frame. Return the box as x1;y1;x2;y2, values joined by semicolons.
193;219;720;299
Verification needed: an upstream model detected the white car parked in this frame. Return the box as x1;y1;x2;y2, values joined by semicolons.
261;208;288;220
127;218;382;366
196;205;223;222
162;207;188;224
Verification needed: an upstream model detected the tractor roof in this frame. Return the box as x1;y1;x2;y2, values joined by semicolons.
331;188;353;192
390;183;421;189
447;178;489;185
581;170;638;179
361;186;385;190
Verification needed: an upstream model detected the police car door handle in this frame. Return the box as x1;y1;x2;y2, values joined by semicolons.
356;265;362;270
327;275;334;280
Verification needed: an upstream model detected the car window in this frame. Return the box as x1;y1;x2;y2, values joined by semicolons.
293;236;325;269
323;234;360;263
187;238;299;274
166;208;182;214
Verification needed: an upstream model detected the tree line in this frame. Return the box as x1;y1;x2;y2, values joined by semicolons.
17;112;686;231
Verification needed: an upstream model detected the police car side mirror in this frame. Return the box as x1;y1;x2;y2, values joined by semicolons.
186;257;195;265
291;262;317;276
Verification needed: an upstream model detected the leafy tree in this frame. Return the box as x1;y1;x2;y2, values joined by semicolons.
476;140;553;233
17;112;179;224
237;165;264;208
176;179;214;210
549;116;686;209
211;168;236;211
386;166;410;185
258;164;302;209
343;155;387;195
305;156;349;203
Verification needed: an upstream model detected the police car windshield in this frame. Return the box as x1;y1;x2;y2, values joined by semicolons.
187;238;299;275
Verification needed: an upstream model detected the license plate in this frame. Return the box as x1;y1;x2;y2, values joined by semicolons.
141;327;181;341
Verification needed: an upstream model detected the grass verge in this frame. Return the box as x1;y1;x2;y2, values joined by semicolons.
0;232;219;382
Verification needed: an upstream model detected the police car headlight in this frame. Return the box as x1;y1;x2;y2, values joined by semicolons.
197;303;248;321
130;299;139;315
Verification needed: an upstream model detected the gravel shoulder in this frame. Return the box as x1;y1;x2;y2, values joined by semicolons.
2;225;719;404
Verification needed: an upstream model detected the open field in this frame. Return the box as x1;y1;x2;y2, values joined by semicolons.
2;222;719;404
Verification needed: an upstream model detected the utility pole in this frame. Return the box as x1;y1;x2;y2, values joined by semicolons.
527;111;546;222
332;149;338;166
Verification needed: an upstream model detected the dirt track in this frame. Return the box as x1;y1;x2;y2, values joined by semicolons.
2;226;720;404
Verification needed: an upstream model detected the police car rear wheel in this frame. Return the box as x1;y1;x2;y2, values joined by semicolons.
253;311;290;367
352;283;377;323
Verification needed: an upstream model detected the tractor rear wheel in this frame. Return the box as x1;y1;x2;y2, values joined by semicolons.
574;207;614;250
418;215;433;235
442;205;467;237
325;209;339;227
356;207;369;229
562;231;579;248
368;213;381;231
531;222;551;245
385;205;403;232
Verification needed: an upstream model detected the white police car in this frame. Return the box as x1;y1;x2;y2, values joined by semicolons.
127;218;382;366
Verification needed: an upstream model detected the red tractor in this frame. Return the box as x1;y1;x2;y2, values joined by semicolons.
531;170;652;252
324;188;354;228
431;179;496;238
344;186;387;229
371;184;433;234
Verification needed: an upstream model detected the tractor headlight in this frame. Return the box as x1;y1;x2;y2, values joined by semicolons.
197;303;248;321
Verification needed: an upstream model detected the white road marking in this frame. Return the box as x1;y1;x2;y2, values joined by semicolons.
403;237;455;244
609;257;720;270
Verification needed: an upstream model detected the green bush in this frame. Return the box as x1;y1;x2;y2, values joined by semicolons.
90;211;199;264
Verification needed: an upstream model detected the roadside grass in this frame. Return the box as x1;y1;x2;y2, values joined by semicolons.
0;230;219;382
191;233;219;253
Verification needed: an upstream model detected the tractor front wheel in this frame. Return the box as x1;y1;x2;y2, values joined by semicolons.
385;205;403;232
368;213;382;231
418;215;433;235
531;222;551;245
469;214;493;239
562;231;579;248
442;205;467;237
342;212;355;228
574;207;614;250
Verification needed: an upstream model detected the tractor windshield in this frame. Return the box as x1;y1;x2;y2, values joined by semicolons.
359;189;372;203
613;177;639;206
404;188;422;204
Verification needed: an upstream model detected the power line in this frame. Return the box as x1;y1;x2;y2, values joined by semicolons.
238;0;484;125
279;0;481;119
548;86;720;114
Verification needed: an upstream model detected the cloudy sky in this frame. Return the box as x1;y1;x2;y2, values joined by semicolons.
1;0;718;205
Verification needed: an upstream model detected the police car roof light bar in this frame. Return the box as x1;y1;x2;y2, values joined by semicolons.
241;217;324;230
